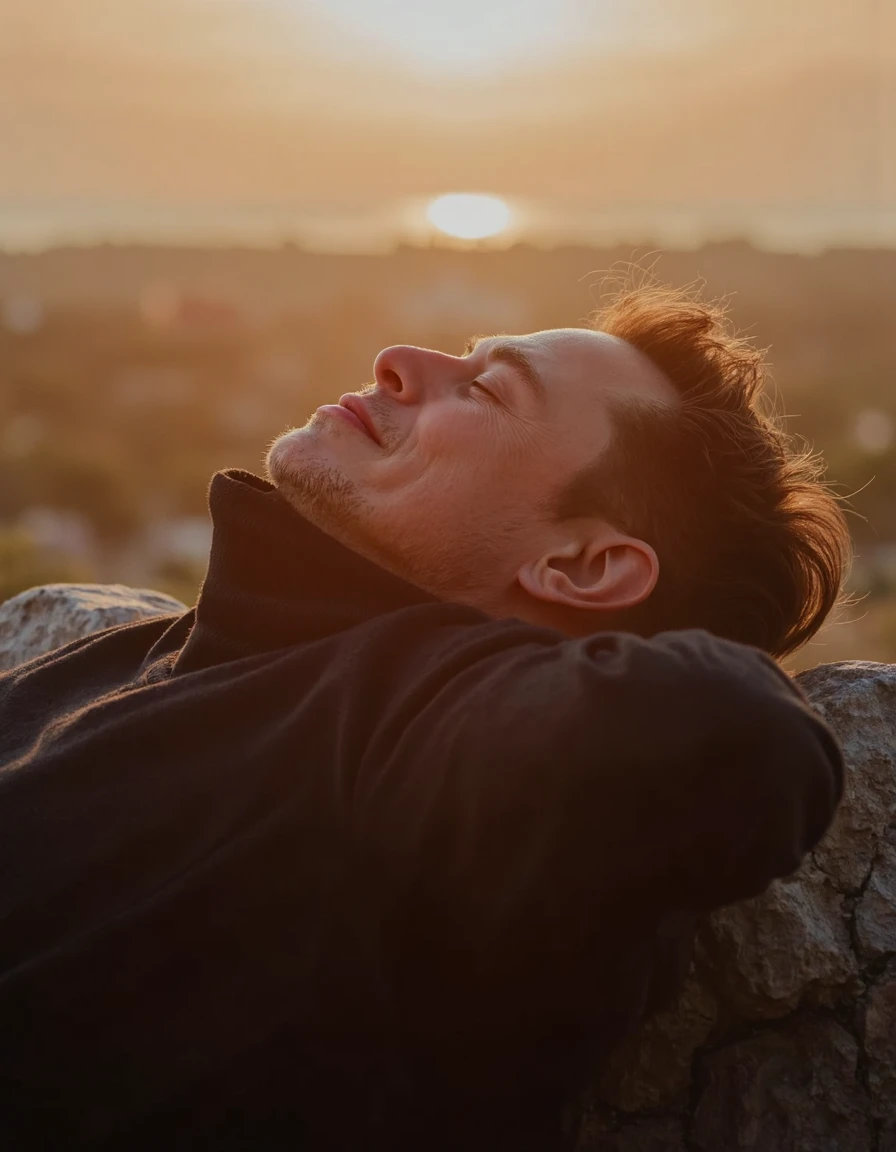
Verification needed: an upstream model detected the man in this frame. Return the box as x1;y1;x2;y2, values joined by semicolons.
0;282;848;1150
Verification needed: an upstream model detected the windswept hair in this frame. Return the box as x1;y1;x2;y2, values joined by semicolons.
554;274;852;658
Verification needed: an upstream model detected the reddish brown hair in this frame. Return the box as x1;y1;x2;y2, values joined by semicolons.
552;277;851;658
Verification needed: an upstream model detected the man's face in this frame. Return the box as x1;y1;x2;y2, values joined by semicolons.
267;328;674;611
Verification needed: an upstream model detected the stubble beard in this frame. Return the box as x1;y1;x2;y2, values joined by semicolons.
265;430;371;541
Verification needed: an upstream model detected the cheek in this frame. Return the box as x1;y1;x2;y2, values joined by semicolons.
388;409;494;481
421;405;490;452
426;406;541;482
377;404;549;510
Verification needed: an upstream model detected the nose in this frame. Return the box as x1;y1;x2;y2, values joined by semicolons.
372;345;468;403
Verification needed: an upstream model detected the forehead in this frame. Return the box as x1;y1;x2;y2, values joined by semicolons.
508;327;677;409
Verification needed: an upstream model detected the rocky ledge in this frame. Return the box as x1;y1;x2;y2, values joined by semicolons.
1;584;894;1151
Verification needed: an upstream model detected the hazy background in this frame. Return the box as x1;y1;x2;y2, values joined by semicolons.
1;0;894;670
3;0;894;249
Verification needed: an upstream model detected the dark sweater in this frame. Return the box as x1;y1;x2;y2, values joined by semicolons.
0;469;843;1150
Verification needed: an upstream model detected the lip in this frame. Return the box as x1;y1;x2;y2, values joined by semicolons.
317;404;371;439
336;394;380;444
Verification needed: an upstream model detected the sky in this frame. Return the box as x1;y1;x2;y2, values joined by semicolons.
1;0;893;250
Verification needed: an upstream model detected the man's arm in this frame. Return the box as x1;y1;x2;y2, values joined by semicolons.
355;626;843;924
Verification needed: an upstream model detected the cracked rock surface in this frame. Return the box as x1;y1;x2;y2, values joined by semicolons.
2;587;895;1149
579;661;896;1151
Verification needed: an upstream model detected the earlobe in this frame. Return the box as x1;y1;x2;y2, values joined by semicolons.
517;536;659;613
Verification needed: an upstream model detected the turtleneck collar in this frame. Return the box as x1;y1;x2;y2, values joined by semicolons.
173;469;441;674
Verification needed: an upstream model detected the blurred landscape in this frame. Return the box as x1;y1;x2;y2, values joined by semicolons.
1;238;895;672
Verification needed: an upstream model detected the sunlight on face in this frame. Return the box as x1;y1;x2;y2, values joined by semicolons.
426;194;511;240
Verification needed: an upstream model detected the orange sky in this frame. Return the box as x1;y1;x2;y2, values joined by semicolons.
1;0;893;244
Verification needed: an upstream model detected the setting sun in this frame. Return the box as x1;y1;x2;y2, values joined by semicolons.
426;194;512;241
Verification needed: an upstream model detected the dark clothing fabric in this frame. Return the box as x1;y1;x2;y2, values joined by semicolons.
0;469;844;1150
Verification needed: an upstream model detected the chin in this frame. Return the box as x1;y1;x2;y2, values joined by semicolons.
265;428;305;487
266;426;338;491
267;431;368;538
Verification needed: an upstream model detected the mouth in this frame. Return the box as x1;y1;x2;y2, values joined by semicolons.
336;394;381;444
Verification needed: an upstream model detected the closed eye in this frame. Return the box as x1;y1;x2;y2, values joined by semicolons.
471;380;500;405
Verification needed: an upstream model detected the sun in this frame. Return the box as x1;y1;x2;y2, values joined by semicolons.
426;194;512;241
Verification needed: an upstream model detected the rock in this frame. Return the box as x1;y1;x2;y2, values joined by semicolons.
576;661;896;1152
798;662;896;892
595;973;717;1110
855;825;896;961
860;959;896;1125
699;864;859;1018
692;1014;872;1152
0;582;187;671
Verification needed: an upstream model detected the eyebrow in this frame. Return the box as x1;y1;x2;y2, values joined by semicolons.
463;335;548;408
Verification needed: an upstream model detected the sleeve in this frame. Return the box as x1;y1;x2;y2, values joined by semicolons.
354;626;844;926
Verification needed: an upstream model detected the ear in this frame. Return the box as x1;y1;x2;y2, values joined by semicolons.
516;531;659;613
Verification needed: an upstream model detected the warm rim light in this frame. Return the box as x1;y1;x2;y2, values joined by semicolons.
426;194;512;241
